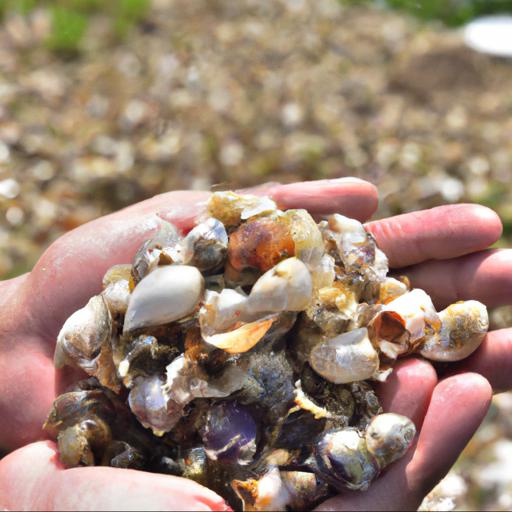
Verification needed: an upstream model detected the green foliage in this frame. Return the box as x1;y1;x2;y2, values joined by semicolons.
340;0;512;26
46;6;88;53
0;0;151;53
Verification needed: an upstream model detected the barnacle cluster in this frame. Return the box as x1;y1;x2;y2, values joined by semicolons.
44;191;489;510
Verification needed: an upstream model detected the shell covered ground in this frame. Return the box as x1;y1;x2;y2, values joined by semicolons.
0;0;511;509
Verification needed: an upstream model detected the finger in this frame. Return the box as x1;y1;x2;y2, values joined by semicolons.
26;179;377;340
400;249;512;309
376;357;438;429
448;329;512;393
264;177;378;221
366;204;502;268
0;441;230;511
317;373;492;511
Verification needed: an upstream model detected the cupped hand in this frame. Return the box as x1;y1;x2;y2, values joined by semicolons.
0;177;505;511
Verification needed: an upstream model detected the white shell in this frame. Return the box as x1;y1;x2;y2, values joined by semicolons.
123;265;204;333
309;327;379;384
247;257;313;313
102;279;130;316
370;288;440;359
464;16;512;58
203;316;277;354
233;466;292;512
365;413;416;467
419;300;488;362
199;288;250;334
54;295;112;369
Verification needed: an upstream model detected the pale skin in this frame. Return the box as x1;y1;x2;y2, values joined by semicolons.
0;177;510;511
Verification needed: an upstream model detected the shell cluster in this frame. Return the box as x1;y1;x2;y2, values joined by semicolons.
44;191;489;510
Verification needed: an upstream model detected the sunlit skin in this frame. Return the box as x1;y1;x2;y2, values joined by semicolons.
0;177;509;510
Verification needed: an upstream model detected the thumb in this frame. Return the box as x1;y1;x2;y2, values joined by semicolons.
0;441;230;511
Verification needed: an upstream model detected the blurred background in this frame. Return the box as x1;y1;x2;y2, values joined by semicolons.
0;0;511;509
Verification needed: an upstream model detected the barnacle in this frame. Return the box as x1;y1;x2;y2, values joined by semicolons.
44;191;488;510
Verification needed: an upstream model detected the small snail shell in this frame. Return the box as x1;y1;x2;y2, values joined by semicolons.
419;300;488;362
309;327;379;384
365;413;416;467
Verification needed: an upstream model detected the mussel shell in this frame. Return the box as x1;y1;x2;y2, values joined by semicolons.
313;428;379;492
201;401;257;465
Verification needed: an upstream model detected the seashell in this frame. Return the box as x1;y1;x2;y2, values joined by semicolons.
313;428;379;491
128;375;181;436
130;355;247;434
320;214;388;282
365;413;416;468
117;335;178;388
165;217;228;272
228;215;295;273
201;401;257;465
419;300;489;362
279;209;324;267
102;263;132;288
199;288;250;334
378;277;409;304
54;295;112;369
102;279;130;316
309;328;380;384
57;417;112;467
232;466;292;512
123;265;204;333
207;191;277;228
247;257;313;313
131;219;181;284
54;295;119;392
279;471;330;511
369;288;440;359
309;253;336;290
203;316;277;354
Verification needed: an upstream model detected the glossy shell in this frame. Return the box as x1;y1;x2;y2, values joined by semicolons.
419;300;489;361
365;413;416;467
309;328;380;384
124;265;204;333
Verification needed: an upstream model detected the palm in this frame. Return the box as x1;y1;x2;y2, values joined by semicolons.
0;179;508;510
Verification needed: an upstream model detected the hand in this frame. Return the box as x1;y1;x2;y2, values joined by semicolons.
0;178;503;510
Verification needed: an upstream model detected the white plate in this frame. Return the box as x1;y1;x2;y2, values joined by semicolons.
464;15;512;58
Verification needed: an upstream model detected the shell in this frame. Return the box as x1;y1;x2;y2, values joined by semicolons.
57;417;112;467
199;288;250;334
102;263;132;288
128;375;179;436
369;288;440;359
232;466;292;512
309;328;380;384
54;295;112;369
165;217;228;272
131;220;181;284
365;413;416;467
123;265;204;333
247;257;313;313
280;209;324;267
203;316;277;353
419;300;489;361
378;277;409;304
54;295;119;391
102;279;130;316
207;191;277;228
201;401;257;465
313;428;379;491
228;215;295;273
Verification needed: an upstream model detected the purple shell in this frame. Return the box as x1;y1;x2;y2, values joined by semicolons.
201;401;257;465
